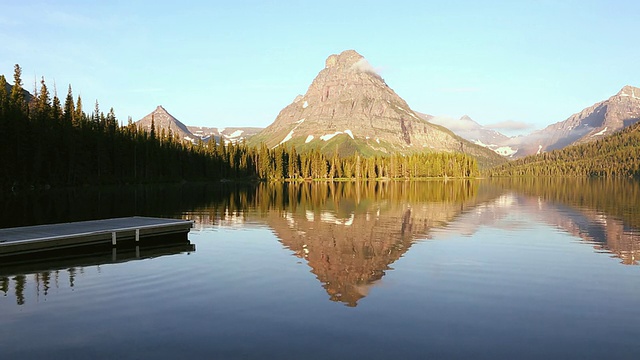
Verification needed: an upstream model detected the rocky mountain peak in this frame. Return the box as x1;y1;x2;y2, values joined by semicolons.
616;85;640;99
325;49;364;69
507;84;640;157
136;105;195;142
249;50;504;167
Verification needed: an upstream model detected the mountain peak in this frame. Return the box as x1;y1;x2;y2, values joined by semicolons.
325;50;363;68
250;50;504;167
460;115;473;121
617;85;640;97
136;105;194;142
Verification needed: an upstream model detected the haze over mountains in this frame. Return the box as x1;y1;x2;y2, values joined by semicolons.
425;114;514;156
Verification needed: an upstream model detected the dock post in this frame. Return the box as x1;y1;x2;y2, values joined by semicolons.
112;232;117;245
135;229;140;242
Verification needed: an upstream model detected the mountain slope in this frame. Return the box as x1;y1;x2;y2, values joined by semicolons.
511;85;640;157
489;120;640;177
249;50;505;167
136;105;197;142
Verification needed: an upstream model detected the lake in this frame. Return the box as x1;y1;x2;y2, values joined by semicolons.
1;179;639;359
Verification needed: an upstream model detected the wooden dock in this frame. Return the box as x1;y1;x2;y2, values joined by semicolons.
0;216;194;257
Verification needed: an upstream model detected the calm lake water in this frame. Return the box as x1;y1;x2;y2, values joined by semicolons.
1;179;639;359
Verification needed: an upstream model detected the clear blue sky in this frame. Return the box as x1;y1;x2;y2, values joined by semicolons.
1;0;638;135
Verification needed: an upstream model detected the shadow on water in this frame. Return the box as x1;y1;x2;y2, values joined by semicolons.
0;182;256;228
0;234;195;306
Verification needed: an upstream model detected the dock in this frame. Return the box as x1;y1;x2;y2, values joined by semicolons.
0;216;194;257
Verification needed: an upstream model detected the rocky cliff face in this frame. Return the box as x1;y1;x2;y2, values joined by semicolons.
136;105;197;142
510;85;640;157
250;50;504;166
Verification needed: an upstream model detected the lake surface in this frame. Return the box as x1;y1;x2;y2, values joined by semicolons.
1;179;639;359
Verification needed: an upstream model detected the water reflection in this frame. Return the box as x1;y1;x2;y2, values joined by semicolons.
174;179;640;305
0;237;194;306
185;180;496;306
266;181;493;306
3;178;639;309
489;178;640;265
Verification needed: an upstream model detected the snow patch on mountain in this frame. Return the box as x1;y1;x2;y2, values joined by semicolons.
494;146;517;157
344;129;354;139
320;131;343;141
228;130;244;138
279;130;294;145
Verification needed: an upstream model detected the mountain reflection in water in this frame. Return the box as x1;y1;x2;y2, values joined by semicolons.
2;179;639;309
183;179;640;306
2;179;640;359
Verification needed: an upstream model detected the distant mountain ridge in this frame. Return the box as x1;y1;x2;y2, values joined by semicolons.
187;126;263;144
429;85;640;158
249;50;504;167
424;114;515;156
135;106;261;144
489;120;640;177
509;85;640;157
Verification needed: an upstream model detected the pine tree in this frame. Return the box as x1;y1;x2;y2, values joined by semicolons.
52;88;62;123
150;114;156;139
63;85;75;125
35;77;51;121
10;64;26;114
74;95;83;126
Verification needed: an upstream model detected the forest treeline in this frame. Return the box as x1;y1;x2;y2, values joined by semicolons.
488;121;640;178
0;65;478;191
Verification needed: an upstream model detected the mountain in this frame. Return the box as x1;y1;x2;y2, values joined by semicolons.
510;85;640;157
489;120;640;177
136;106;262;144
136;105;197;143
426;115;515;156
249;50;505;167
187;126;263;144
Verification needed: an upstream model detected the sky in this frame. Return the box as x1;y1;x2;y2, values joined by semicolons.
1;0;639;135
